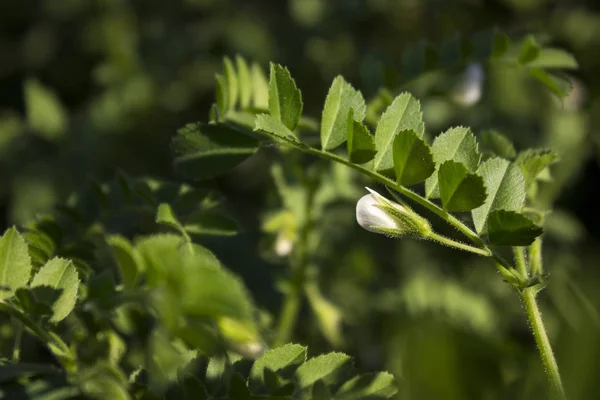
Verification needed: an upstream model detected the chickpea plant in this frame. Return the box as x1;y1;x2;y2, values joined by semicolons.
0;30;577;399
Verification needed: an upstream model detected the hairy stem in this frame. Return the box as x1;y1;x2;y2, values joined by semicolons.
520;288;566;399
529;238;543;276
428;232;491;256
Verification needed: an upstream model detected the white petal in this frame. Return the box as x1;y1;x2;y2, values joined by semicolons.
356;194;400;232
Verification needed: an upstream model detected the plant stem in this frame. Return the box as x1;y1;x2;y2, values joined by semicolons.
520;288;566;399
529;238;543;276
273;287;301;347
0;300;74;368
513;246;529;278
12;323;23;362
428;232;491;256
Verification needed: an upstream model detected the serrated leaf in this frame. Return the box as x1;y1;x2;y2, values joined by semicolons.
223;57;239;110
471;158;526;234
528;69;572;98
336;372;398;399
31;257;79;322
321;76;366;150
347;110;376;164
108;235;144;289
269;63;303;131
516;149;559;187
481;130;516;159
24;79;68;140
294;352;353;390
519;36;541;64
236;56;252;109
488;210;543;246
425;127;481;198
249;344;307;392
438;161;487;212
0;227;32;299
392;130;435;186
251;63;269;110
526;48;578;70
172;123;258;180
372;93;424;176
254;113;296;140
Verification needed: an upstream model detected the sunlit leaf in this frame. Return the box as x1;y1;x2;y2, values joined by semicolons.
236;55;252;109
372;93;424;176
392;129;435;186
518;35;541;64
425;126;480;198
108;235;144;289
24;79;68;140
526;48;579;70
223;57;239;110
516;149;559;187
249;343;306;392
481;130;516;159
251;62;269;110
269;63;303;131
294;352;352;389
31;257;79;322
488;210;543;246
0;227;32;299
336;372;398;399
471;158;526;234
321;76;366;150
438;161;487;212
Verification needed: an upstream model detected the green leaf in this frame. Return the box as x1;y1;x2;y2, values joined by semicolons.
0;227;32;299
321;76;366;150
136;234;187;286
251;62;269;110
518;35;541;64
249;344;307;391
438;161;487;212
294;352;353;390
30;257;79;322
516;149;559;187
528;69;572;98
425;127;481;198
172;123;259;180
365;88;393;125
392;130;435;186
254;113;296;141
336;372;398;399
372;93;424;176
471;158;526;234
24;79;68;140
108;235;144;289
480;130;516;159
347;110;376;164
269;63;303;131
223;57;239;110
236;55;252;109
488;210;543;246
526;48;579;70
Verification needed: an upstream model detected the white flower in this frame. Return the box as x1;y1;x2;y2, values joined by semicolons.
355;188;431;237
356;191;403;233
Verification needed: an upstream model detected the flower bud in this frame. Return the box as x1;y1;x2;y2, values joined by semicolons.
356;188;431;237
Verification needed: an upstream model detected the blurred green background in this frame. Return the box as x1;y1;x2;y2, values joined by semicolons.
1;0;600;399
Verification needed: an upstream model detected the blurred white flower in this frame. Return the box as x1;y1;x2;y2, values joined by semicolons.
274;232;294;256
452;64;484;107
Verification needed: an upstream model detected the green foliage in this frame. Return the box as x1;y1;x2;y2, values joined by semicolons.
426;127;481;199
471;158;526;234
487;210;543;246
480;130;517;159
321;76;366;150
373;93;424;176
30;257;79;323
516;149;559;187
438;161;487;211
269;63;303;132
171;123;259;180
24;79;68;141
0;228;32;299
392;130;435;186
346;111;376;164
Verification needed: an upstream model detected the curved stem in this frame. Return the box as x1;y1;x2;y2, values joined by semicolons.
520;288;566;399
428;232;491;256
273;288;301;347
